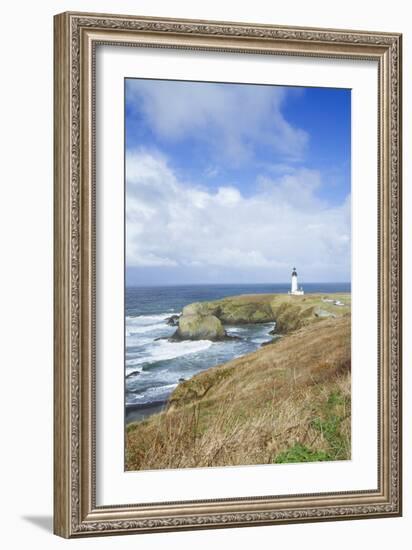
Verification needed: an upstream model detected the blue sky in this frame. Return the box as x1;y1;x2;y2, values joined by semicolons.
125;78;351;286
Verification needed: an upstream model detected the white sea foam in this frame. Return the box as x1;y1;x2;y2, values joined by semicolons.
142;383;178;398
125;337;153;349
225;327;242;335
128;339;213;367
126;313;171;324
126;383;179;406
125;359;145;371
125;312;174;336
126;325;163;335
252;337;271;344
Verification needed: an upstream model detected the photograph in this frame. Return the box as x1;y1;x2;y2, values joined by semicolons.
124;78;352;471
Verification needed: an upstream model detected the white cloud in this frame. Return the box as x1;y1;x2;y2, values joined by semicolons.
215;187;241;206
126;150;351;282
126;80;308;165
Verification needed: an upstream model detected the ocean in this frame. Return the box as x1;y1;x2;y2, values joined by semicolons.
125;283;350;424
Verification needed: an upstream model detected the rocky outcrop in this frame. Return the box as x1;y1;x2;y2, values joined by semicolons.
165;314;180;326
171;313;227;341
168;293;350;344
180;293;350;335
271;303;316;334
182;298;275;324
314;308;337;319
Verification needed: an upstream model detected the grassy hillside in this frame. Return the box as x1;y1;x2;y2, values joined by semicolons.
126;310;351;471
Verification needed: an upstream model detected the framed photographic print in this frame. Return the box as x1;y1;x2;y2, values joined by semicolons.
53;12;402;537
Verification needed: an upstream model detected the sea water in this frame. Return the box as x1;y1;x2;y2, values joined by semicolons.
125;283;350;423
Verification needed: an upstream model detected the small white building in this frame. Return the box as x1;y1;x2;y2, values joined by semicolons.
288;267;304;295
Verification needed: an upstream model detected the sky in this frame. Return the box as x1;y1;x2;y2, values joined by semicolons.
125;78;351;286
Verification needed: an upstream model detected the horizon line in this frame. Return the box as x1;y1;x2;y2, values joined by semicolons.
125;281;351;288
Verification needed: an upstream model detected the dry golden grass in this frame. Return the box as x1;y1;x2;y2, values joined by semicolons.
126;314;351;470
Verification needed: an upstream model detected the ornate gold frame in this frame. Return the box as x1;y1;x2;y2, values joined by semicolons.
53;11;402;538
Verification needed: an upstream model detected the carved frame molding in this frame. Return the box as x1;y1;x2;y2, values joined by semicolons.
54;12;402;538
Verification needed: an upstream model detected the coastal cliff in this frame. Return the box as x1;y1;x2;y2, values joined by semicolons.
171;292;350;340
126;293;351;470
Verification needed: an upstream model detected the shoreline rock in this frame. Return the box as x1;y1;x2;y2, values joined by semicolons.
126;370;141;379
181;300;275;324
171;313;228;342
165;314;180;326
314;307;337;319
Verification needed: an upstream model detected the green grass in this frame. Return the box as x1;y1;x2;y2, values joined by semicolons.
310;390;350;460
274;444;332;463
274;389;350;464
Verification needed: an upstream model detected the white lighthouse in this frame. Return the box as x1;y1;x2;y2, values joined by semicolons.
289;267;304;296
